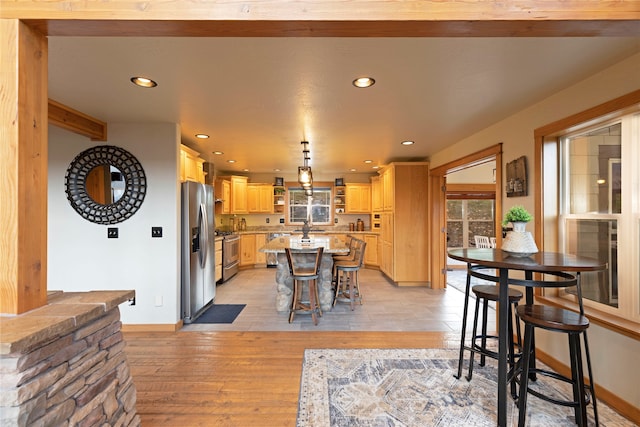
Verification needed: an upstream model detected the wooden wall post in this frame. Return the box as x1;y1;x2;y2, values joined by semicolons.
0;19;48;314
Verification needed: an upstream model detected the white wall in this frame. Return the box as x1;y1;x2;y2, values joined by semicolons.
48;123;181;325
430;53;640;409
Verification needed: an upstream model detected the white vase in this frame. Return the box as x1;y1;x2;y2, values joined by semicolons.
502;222;538;257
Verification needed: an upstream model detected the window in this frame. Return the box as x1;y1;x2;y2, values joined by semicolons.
557;114;639;321
446;199;495;248
288;187;332;225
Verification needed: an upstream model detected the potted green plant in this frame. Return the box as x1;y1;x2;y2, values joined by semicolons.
501;205;538;256
502;205;533;231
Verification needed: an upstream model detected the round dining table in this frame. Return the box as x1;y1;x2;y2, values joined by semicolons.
447;248;607;427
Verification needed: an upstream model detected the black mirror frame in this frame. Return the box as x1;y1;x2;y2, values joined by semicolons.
65;145;147;225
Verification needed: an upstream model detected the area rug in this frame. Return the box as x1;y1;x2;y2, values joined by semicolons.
193;304;245;324
297;348;630;427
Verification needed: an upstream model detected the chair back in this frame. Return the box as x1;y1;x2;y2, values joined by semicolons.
474;235;492;248
285;247;324;278
351;239;367;267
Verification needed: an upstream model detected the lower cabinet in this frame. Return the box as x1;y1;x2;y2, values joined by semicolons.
214;238;223;282
363;234;379;266
240;233;267;267
240;234;256;267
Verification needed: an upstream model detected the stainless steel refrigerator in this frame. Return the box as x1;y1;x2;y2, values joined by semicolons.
181;181;216;323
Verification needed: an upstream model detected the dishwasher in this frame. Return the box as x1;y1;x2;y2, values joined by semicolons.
266;233;290;267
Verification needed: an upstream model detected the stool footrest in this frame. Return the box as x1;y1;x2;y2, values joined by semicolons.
516;367;593;408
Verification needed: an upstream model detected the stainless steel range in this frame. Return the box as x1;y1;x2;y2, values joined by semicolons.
221;233;240;282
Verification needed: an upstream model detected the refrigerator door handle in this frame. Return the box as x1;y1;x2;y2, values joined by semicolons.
199;203;208;268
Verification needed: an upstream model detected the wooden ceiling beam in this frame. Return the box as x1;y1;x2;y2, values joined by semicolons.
21;19;640;37
48;99;107;141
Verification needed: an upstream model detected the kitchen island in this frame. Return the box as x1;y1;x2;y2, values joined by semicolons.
259;235;350;313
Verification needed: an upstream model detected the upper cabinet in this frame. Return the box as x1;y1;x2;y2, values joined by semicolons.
248;183;274;213
345;183;371;213
216;175;248;214
215;179;231;215
381;166;394;211
180;145;205;184
230;176;248;214
371;176;382;212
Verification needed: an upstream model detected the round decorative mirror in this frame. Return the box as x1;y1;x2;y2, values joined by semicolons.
65;145;147;224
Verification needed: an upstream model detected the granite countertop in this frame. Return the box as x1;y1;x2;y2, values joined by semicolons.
236;229;378;235
259;235;350;254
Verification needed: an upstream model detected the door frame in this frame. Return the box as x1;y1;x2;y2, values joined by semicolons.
429;144;503;288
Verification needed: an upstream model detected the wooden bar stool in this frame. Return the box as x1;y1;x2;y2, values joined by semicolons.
285;247;324;325
333;239;366;310
465;284;523;381
332;236;356;287
515;272;598;427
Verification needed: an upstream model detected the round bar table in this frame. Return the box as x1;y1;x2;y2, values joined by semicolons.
447;248;606;427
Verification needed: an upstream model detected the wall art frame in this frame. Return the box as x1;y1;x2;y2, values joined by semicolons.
65;145;147;224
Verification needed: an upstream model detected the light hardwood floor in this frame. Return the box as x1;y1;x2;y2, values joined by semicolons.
124;268;497;426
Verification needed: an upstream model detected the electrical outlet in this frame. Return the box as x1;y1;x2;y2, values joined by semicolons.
279;218;285;224
334;218;338;223
155;296;163;306
152;226;163;238
107;227;118;238
266;218;270;224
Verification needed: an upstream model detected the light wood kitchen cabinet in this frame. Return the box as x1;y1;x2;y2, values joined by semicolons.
381;166;394;211
180;144;205;184
371;176;382;212
215;179;231;215
345;183;371;213
363;234;379;266
217;175;248;214
240;234;256;266
380;212;394;276
255;234;267;265
378;162;429;286
231;176;248;213
214;238;223;282
247;184;274;213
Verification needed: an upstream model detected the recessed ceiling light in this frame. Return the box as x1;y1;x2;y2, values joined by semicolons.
243;168;249;172
213;151;224;155
349;168;357;172
401;140;415;145
227;160;236;163
372;165;380;169
353;77;375;88
274;168;281;172
364;160;373;164
130;76;157;88
195;134;209;139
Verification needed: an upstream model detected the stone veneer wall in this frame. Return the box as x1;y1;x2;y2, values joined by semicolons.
0;291;139;427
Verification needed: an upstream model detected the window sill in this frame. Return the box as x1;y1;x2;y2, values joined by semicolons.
537;295;640;341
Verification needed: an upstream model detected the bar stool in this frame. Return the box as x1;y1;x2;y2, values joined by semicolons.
333;239;366;310
465;284;523;381
455;265;522;392
285;247;324;325
516;272;598;427
332;236;356;286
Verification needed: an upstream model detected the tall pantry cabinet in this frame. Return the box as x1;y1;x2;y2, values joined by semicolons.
378;162;429;286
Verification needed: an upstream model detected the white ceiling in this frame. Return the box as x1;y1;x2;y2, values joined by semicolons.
48;37;639;175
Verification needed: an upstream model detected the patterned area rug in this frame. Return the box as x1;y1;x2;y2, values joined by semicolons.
297;348;631;427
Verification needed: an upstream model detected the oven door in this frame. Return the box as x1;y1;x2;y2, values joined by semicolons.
222;235;240;281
